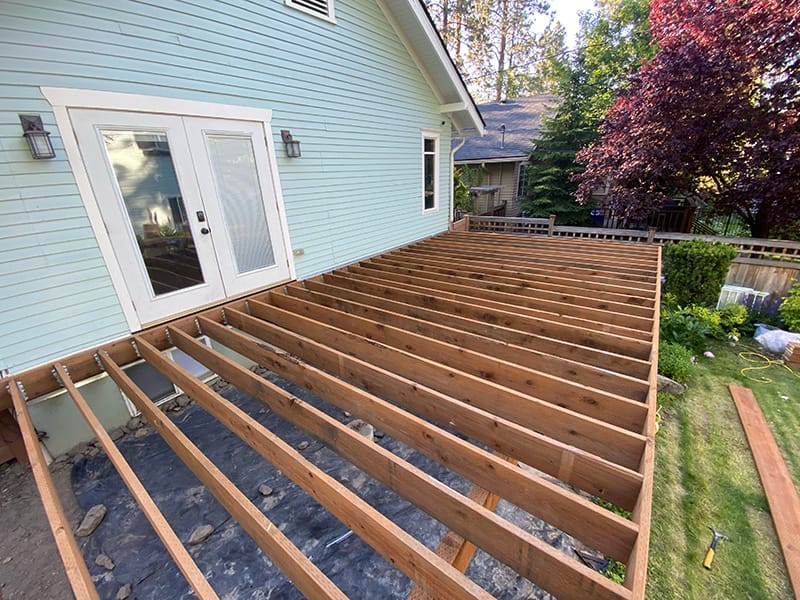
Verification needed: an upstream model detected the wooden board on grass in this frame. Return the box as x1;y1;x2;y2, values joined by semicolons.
729;384;800;597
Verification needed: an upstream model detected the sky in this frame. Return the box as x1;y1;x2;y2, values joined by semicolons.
551;0;597;48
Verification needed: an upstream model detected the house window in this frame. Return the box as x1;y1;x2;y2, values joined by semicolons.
286;0;335;22
422;132;439;212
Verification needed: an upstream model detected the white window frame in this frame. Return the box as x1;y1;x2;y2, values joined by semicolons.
421;130;440;213
41;87;296;331
285;0;336;24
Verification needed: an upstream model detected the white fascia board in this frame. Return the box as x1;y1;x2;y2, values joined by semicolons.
378;0;484;135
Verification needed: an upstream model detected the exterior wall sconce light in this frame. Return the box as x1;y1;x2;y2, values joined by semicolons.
20;115;56;159
281;129;302;158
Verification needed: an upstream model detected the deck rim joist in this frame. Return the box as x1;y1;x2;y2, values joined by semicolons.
1;231;660;600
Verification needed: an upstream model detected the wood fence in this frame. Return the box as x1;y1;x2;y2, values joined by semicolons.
464;215;800;299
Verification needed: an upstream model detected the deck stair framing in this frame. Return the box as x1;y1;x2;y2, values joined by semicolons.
0;231;660;599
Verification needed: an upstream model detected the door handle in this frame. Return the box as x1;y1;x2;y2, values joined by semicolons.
200;227;210;235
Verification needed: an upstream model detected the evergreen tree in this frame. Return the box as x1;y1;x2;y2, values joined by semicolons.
520;66;597;224
521;0;653;224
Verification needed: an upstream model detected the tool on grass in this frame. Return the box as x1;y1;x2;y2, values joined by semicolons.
703;526;728;569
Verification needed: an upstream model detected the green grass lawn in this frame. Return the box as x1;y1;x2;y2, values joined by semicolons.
647;338;800;599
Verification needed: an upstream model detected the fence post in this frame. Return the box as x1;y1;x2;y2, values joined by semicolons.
647;227;656;244
548;214;556;237
465;214;471;232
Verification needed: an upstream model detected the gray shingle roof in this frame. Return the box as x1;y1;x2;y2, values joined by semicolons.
454;94;559;162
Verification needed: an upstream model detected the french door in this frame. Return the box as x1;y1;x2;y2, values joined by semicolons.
70;110;292;325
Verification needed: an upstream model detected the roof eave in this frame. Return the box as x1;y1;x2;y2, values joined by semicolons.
455;155;529;164
378;0;485;136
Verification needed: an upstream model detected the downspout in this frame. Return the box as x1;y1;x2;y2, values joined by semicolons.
450;132;467;224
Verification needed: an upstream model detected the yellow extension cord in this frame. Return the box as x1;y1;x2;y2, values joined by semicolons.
738;351;800;383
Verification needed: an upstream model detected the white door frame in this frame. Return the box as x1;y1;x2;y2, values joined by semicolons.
42;87;296;331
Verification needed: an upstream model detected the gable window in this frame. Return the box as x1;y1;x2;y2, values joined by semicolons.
422;132;439;212
286;0;335;22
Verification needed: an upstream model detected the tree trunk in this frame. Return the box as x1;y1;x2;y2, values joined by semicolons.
750;205;771;239
441;0;450;42
454;5;462;65
495;0;509;102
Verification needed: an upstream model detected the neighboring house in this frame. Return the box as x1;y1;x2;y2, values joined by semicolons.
0;0;482;453
454;94;557;217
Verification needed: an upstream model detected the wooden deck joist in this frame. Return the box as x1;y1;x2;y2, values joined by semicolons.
338;265;655;338
303;274;652;380
0;231;660;599
8;381;100;600
53;363;220;600
368;254;656;313
416;237;658;281
270;289;649;431
323;270;653;357
401;244;656;291
295;277;651;399
354;259;656;323
444;231;661;264
386;247;657;298
435;231;662;266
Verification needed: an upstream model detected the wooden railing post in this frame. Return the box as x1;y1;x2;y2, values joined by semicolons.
465;214;471;232
647;227;656;244
548;214;556;237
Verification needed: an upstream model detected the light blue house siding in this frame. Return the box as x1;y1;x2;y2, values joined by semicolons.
0;0;454;374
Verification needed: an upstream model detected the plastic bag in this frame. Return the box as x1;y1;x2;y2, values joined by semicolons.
754;325;800;354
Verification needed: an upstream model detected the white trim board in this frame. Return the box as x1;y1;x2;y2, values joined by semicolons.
41;88;273;122
421;128;441;214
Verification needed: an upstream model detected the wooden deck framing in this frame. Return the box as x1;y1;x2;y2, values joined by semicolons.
0;231;661;599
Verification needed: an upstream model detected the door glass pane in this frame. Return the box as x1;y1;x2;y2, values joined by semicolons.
101;130;205;297
206;135;275;274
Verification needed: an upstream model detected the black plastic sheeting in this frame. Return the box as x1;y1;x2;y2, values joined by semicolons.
71;372;556;599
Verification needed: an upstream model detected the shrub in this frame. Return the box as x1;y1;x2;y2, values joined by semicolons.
453;164;482;214
778;281;800;332
658;341;694;383
660;309;715;353
683;305;722;332
661;302;750;349
663;240;738;307
717;303;749;338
